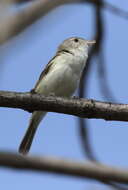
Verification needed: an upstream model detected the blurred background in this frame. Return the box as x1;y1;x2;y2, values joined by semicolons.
0;0;128;189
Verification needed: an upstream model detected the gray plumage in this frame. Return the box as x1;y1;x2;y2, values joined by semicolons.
19;37;95;154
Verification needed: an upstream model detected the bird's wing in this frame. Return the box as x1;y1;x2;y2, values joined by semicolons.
33;50;72;91
34;54;59;91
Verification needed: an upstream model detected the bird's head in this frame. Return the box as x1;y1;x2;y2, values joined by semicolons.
58;37;96;55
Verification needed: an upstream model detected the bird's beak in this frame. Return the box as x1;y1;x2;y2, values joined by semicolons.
87;40;96;46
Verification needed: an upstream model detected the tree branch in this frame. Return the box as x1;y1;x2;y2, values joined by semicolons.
0;90;128;122
0;152;128;184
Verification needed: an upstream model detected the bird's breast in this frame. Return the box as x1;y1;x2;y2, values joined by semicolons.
36;63;79;97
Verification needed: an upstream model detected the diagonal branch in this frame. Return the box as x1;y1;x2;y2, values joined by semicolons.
0;152;128;184
0;0;128;44
0;0;82;44
104;2;128;20
0;90;128;122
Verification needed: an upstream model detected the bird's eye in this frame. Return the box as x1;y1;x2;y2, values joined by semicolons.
74;38;79;43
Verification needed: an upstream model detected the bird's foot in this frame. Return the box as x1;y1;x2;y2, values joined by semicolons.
30;89;36;94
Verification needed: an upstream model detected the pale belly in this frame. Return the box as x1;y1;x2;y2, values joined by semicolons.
36;65;79;97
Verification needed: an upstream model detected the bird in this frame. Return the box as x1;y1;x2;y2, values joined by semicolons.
19;37;96;154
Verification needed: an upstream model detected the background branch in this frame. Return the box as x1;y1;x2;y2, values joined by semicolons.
78;0;104;162
0;152;128;184
0;0;81;44
0;0;127;44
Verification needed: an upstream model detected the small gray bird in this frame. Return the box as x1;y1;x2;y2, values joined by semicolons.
19;37;95;154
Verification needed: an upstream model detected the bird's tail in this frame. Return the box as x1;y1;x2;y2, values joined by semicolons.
19;111;46;155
